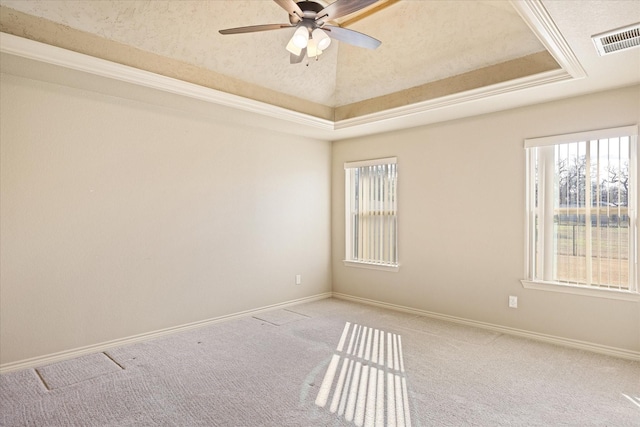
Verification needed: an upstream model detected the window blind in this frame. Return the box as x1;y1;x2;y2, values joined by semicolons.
525;128;637;292
345;158;398;267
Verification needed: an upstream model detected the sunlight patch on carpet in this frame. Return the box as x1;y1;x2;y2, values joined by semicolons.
35;352;123;390
315;322;412;426
252;309;309;326
622;393;640;409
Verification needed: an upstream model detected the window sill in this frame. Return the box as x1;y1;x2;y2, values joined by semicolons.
520;280;639;301
343;260;399;272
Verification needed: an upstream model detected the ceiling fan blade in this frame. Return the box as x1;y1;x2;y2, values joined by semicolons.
322;26;381;49
316;0;380;22
290;48;307;64
273;0;304;22
219;24;292;35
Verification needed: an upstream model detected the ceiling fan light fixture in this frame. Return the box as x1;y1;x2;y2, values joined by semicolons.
286;37;303;55
291;26;309;49
312;28;331;50
307;38;323;58
219;0;381;64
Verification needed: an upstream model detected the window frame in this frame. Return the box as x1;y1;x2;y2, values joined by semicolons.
522;125;639;300
344;157;399;272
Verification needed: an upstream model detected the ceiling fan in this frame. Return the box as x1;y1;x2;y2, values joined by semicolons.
219;0;382;64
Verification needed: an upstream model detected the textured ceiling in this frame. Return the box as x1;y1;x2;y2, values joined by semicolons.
1;0;638;127
0;0;552;116
333;0;545;105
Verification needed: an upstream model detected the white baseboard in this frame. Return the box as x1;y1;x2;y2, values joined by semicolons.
0;292;332;374
332;292;640;362
4;291;636;373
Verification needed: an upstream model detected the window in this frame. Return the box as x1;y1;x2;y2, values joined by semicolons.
344;157;398;271
524;126;638;296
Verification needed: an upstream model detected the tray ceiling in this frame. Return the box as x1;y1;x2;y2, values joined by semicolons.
0;0;638;134
1;0;557;120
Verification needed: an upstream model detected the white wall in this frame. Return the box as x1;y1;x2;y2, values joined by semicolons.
332;85;640;353
0;72;332;366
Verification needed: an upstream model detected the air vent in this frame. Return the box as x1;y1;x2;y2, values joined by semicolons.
592;23;640;56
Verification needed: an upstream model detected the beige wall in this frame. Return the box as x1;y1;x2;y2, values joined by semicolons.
332;85;640;353
1;65;638;367
0;73;332;365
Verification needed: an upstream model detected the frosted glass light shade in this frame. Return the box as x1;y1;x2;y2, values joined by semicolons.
292;26;309;49
312;28;331;51
286;37;302;55
307;38;323;58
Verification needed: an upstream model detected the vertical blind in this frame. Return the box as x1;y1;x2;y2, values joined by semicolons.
525;125;637;291
345;158;398;266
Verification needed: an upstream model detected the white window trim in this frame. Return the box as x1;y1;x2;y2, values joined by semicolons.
521;280;640;301
523;125;639;296
343;260;400;272
344;157;397;169
524;125;638;148
344;157;399;272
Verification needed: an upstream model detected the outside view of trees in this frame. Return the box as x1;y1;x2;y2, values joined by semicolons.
555;145;630;208
548;138;632;288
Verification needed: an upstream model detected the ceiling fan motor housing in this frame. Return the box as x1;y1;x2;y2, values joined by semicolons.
289;1;325;24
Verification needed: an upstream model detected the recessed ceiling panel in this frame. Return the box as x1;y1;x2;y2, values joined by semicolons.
0;0;562;119
334;0;549;105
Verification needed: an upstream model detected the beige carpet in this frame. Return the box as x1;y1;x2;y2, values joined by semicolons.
1;298;638;426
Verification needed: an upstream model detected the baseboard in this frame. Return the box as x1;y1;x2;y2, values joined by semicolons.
4;290;636;373
0;292;332;374
332;292;640;361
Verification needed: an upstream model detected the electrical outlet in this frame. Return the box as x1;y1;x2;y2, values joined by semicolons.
509;295;518;308
295;274;301;285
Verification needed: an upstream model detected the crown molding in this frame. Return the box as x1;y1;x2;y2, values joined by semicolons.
510;0;587;79
334;68;571;130
335;0;584;130
1;0;584;138
0;32;334;133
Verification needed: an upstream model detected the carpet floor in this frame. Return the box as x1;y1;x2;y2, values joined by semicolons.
1;298;638;426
